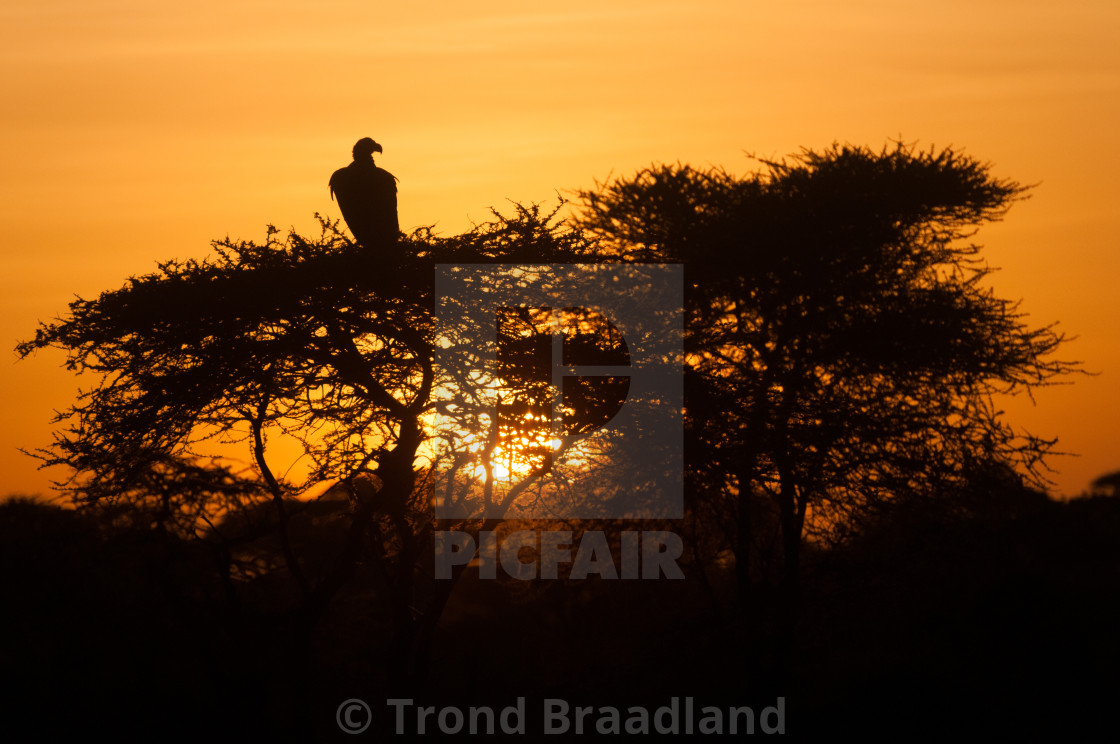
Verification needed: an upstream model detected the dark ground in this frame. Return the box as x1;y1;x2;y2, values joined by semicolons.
3;490;1118;741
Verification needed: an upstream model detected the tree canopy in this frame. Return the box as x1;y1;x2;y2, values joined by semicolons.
16;205;606;689
576;141;1076;601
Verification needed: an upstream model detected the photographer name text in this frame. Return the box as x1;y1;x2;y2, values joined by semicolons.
384;696;785;736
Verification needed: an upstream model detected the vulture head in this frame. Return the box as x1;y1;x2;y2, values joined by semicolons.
353;137;382;160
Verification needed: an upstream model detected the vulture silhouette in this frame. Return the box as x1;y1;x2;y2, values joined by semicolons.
329;137;399;250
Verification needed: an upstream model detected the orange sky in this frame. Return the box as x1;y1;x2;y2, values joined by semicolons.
3;0;1119;498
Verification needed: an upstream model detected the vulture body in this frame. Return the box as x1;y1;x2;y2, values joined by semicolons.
329;138;399;250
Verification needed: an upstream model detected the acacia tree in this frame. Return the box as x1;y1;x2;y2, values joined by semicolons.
576;142;1077;629
15;204;604;707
